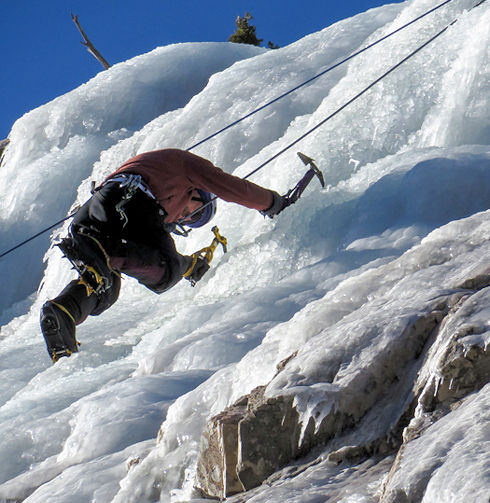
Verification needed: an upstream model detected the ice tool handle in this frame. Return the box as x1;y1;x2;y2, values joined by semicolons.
184;226;227;286
195;226;228;264
183;226;228;286
284;152;325;207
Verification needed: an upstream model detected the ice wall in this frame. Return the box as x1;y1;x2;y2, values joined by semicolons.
0;42;263;318
0;0;488;502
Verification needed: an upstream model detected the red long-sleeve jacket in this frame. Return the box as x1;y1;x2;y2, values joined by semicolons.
109;149;274;223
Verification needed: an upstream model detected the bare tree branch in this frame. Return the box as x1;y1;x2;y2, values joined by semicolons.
71;13;111;70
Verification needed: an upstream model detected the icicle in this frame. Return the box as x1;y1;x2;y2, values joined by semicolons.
433;375;442;397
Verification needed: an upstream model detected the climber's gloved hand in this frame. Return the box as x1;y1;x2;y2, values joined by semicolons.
260;191;289;218
185;256;210;286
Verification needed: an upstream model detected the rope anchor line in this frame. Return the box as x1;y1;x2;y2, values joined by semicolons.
1;0;483;260
181;0;486;223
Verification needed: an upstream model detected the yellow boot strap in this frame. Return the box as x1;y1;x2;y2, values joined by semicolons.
49;302;81;353
51;301;76;324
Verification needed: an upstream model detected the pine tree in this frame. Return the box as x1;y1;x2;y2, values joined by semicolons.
228;13;263;46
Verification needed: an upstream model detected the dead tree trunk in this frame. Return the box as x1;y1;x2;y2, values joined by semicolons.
71;14;111;70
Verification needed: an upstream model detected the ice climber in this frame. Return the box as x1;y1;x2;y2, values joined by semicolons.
40;149;287;362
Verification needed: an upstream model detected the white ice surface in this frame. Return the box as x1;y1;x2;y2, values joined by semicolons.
0;0;489;502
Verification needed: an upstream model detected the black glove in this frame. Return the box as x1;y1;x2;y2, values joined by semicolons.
260;191;289;218
185;256;210;286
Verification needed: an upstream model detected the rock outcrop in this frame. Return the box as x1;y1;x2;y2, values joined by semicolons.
380;282;490;503
195;386;301;498
0;138;9;164
194;274;490;500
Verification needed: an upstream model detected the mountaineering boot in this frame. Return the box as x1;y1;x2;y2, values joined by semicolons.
40;301;78;362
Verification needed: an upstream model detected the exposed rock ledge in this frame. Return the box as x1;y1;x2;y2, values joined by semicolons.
0;138;9;164
194;274;490;500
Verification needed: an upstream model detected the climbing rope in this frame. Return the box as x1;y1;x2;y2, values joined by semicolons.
243;12;458;180
186;0;456;152
181;0;487;223
2;0;483;258
0;213;76;259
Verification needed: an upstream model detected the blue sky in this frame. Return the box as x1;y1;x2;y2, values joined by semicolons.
0;0;404;140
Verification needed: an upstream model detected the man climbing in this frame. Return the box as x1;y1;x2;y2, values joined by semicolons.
40;149;287;362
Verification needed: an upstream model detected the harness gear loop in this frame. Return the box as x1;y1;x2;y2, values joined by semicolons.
183;226;228;278
104;174;157;227
114;175;141;227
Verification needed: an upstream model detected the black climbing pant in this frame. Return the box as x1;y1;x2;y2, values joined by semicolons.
48;177;191;323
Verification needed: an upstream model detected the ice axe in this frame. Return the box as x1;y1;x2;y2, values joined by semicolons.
198;225;228;264
184;226;228;286
278;152;325;213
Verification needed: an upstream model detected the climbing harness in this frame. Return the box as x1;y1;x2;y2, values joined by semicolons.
1;0;485;259
183;226;228;286
104;173;160;227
